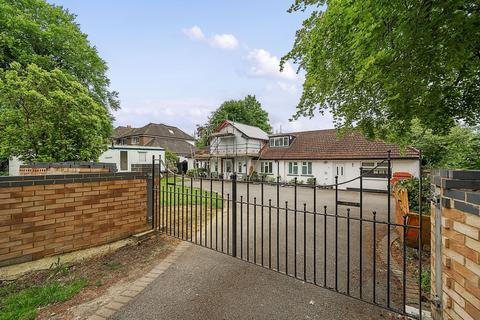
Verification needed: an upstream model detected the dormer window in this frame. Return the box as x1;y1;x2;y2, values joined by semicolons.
269;136;289;147
132;136;139;144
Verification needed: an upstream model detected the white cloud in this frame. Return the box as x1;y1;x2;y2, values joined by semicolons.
246;48;297;80
182;25;205;41
209;34;239;50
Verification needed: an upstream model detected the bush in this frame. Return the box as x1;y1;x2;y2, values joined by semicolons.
306;177;316;185
395;177;431;215
186;168;208;177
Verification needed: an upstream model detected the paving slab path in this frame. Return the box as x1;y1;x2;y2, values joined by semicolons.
109;242;397;320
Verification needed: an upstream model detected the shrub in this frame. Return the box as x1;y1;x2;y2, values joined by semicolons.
395;177;431;215
306;177;316;185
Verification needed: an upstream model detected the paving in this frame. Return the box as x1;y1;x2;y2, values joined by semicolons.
110;243;396;320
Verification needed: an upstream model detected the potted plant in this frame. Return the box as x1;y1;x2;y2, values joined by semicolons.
393;177;431;249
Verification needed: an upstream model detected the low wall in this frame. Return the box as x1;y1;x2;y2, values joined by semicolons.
19;161;117;176
431;169;480;320
0;172;149;267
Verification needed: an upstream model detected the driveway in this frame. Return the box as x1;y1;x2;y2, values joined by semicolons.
158;180;407;310
110;243;396;320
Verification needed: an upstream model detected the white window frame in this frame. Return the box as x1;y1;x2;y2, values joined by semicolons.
288;161;299;175
301;161;312;175
261;161;273;174
361;161;389;178
132;136;139;145
269;136;290;148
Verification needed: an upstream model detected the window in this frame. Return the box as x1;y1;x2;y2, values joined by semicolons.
288;162;299;175
138;152;146;162
238;161;243;173
261;161;273;174
132;136;139;144
361;161;390;178
269;136;290;148
301;162;312;175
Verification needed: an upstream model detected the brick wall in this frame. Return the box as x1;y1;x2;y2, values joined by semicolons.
431;170;480;320
0;172;149;267
19;161;117;176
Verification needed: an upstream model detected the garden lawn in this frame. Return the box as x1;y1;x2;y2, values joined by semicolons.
158;177;223;209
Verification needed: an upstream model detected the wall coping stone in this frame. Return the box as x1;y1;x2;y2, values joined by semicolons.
0;172;147;187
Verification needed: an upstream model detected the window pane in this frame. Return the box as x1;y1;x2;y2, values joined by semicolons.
288;162;292;174
361;162;375;167
308;162;312;174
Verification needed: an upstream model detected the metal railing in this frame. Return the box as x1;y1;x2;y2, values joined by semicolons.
149;152;427;319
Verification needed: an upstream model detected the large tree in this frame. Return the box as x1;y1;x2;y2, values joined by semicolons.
282;0;480;142
0;0;118;162
197;95;272;146
401;120;480;170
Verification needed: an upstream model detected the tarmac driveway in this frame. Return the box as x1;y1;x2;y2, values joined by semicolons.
110;243;396;320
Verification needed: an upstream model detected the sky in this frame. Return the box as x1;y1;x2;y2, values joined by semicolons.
49;0;333;136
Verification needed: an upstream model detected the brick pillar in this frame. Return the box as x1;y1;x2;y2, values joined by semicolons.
431;170;480;320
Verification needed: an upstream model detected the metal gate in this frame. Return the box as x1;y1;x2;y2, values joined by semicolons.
149;153;427;319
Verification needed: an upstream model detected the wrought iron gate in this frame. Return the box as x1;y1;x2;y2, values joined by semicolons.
149;152;427;319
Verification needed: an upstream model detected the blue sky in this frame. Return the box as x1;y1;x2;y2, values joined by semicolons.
49;0;332;136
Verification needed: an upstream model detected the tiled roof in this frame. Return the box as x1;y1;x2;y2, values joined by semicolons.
114;123;194;140
145;137;196;157
260;129;419;160
112;126;135;138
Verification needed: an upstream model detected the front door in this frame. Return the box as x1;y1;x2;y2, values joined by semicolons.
335;163;345;182
120;151;128;171
224;159;233;178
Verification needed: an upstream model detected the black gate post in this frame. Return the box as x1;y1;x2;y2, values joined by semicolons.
149;155;155;229
231;173;237;257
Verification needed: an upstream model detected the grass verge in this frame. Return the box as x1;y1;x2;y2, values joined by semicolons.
0;279;87;320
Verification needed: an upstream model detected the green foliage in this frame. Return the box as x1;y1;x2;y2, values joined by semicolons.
0;279;86;320
0;0;117;162
197;95;272;146
306;177;316;185
395;177;431;215
164;149;179;172
421;270;431;293
283;1;480;142
0;0;118;110
186;168;207;177
0;63;112;162
400;120;480;169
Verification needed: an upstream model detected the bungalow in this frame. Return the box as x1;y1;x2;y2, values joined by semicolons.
258;129;419;191
194;121;419;191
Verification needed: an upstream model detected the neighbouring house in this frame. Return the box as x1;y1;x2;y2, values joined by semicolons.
194;122;419;191
197;120;269;179
258;129;419;191
98;145;165;173
8;145;165;176
113;123;196;171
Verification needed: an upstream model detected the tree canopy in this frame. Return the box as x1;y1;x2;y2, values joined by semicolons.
282;0;480;142
197;95;272;146
0;0;117;162
0;63;112;162
402;120;480;170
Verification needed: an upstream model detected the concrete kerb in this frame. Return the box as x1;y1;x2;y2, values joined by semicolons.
87;241;191;320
